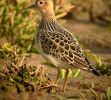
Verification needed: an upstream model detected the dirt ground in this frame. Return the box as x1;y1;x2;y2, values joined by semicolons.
0;20;111;100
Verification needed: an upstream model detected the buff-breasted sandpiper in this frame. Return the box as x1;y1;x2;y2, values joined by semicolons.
26;0;101;91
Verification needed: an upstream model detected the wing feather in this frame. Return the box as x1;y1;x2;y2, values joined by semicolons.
39;29;92;71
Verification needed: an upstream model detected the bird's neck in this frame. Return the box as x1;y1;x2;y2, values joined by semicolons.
39;15;58;31
42;15;56;22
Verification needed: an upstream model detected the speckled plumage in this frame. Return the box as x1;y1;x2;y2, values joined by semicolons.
36;15;98;73
29;0;101;91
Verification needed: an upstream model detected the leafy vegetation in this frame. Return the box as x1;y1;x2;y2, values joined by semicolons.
85;50;111;75
0;43;25;67
0;63;55;93
0;43;56;93
0;0;38;52
100;87;111;100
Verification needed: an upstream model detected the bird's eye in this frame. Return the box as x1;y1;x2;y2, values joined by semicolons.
38;1;44;6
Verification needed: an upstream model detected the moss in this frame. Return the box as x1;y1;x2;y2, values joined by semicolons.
14;76;22;83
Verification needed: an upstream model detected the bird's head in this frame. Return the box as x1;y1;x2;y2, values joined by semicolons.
26;0;55;17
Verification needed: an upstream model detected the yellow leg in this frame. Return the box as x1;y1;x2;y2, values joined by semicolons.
55;67;60;84
62;68;70;92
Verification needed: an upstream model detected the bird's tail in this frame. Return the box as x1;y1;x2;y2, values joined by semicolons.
88;65;102;76
85;57;102;76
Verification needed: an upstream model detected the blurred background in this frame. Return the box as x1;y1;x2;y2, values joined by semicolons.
0;0;111;52
0;0;111;99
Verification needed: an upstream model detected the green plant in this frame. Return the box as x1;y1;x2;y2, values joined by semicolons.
60;69;80;79
100;87;111;100
0;63;55;93
0;43;25;67
84;50;111;75
0;0;38;52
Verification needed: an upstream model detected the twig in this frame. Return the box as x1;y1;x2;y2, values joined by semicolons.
39;84;57;90
17;53;27;67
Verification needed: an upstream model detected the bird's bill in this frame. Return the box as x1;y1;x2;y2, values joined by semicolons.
22;4;36;11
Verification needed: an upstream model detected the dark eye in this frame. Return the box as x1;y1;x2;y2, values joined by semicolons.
38;1;44;5
39;1;43;4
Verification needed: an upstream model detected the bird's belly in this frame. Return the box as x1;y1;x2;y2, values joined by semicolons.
35;35;70;69
42;54;69;69
36;44;68;68
36;43;71;69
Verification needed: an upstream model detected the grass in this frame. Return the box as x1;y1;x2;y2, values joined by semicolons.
100;87;111;100
0;43;56;93
0;63;55;93
0;44;55;93
84;50;111;76
0;0;38;52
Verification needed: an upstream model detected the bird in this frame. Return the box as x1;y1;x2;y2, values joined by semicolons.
26;0;101;91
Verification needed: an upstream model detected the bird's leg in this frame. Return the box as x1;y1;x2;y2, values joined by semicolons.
62;68;70;92
55;67;60;84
